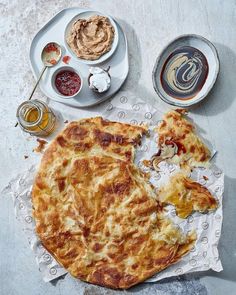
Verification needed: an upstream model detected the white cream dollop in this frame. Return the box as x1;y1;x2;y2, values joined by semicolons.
89;67;111;93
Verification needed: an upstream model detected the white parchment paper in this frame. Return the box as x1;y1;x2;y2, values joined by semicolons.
5;92;223;282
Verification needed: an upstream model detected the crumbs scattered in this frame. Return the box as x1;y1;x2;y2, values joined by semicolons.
203;175;209;181
175;108;188;115
62;55;71;64
24;155;29;159
142;159;151;168
33;138;48;153
64;120;69;123
145;172;151;179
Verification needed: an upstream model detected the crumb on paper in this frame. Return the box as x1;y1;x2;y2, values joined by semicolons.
145;129;150;138
33;138;48;153
145;172;151;179
64;120;69;123
143;159;151;168
24;155;29;159
203;175;209;181
175;108;188;115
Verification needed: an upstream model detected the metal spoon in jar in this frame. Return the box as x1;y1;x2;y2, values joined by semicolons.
15;42;61;127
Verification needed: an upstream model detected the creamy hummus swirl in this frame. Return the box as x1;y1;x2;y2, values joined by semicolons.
67;15;115;60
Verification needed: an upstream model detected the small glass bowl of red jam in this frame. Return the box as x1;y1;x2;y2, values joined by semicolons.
51;66;83;98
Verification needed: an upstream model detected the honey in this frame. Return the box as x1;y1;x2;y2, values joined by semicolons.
24;106;51;132
16;100;56;136
25;107;40;122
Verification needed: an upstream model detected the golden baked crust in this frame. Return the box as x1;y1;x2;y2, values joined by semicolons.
158;172;218;218
155;110;211;168
32;117;196;289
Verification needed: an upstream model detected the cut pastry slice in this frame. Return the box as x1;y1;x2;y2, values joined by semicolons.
154;110;211;169
158;172;218;218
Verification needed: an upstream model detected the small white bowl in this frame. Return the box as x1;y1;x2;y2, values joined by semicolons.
51;66;83;99
64;10;119;65
152;34;220;107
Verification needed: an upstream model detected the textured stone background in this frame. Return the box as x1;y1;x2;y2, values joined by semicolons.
1;0;236;294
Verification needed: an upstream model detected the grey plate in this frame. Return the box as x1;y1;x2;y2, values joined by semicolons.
152;34;220;107
29;8;129;108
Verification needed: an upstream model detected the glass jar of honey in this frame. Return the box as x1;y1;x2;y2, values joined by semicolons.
16;99;56;136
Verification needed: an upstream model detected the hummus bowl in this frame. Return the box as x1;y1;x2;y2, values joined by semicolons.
65;10;119;65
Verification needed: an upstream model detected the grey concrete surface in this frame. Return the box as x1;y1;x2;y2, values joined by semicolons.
1;0;236;294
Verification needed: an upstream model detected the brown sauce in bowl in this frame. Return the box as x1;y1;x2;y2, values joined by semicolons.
161;46;208;100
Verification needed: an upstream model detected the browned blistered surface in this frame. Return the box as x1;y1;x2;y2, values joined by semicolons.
32;117;195;289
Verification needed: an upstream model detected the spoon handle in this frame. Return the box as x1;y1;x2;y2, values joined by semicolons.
28;65;47;100
15;65;48;127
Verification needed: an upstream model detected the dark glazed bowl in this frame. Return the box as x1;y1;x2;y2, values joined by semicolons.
152;34;220;107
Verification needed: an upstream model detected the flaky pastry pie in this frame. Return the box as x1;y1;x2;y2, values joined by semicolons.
32;117;196;289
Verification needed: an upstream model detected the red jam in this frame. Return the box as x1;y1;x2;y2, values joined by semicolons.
62;55;71;64
49;58;57;65
45;43;59;53
55;70;81;96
